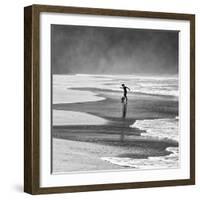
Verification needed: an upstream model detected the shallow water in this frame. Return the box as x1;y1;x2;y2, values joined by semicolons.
102;118;179;170
130;118;179;141
101;147;179;170
53;74;178;104
53;74;179;171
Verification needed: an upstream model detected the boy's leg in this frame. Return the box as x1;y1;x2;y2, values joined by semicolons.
125;94;128;102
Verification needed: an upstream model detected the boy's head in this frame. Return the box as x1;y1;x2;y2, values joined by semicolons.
122;84;125;87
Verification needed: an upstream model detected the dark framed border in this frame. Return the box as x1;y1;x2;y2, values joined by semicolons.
24;4;195;195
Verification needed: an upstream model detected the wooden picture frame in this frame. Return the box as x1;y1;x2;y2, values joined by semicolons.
24;4;195;194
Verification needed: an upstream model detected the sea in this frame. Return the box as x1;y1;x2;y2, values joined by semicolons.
53;74;179;170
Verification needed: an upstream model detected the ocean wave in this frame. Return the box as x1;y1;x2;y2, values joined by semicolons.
130;118;179;141
101;147;179;170
113;118;180;170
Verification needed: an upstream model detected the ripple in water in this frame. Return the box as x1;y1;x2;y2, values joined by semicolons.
102;118;179;170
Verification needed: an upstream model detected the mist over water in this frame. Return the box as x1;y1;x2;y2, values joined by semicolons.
51;25;178;75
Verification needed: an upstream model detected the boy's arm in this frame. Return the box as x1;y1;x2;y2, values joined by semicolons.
127;87;130;91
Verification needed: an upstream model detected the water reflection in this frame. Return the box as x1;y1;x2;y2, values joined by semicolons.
120;102;127;142
122;102;127;118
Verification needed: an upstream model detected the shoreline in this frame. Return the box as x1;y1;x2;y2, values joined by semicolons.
52;86;179;173
53;87;178;121
52;137;177;173
69;87;178;100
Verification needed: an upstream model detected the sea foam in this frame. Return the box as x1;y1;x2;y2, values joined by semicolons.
101;118;179;170
130;118;179;141
101;147;179;170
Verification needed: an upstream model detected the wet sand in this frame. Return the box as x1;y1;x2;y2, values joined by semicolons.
52;88;178;173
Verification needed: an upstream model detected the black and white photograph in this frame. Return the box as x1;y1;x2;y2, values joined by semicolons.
51;24;179;173
23;4;195;194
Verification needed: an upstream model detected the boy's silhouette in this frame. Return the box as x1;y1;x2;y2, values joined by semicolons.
120;84;130;103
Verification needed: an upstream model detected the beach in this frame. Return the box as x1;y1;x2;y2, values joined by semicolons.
52;74;179;173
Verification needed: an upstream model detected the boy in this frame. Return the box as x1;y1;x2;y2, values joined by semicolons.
121;84;130;103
